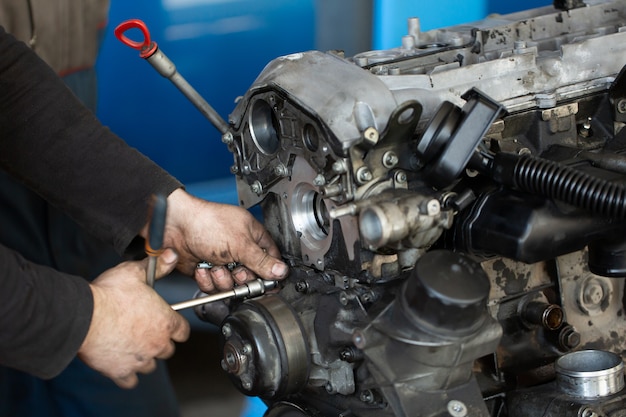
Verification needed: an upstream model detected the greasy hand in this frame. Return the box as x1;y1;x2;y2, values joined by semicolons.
162;189;288;292
78;249;190;388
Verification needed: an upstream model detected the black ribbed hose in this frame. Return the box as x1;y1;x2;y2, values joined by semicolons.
491;152;626;219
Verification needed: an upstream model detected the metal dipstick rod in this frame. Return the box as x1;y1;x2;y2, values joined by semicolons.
114;19;229;135
171;278;279;311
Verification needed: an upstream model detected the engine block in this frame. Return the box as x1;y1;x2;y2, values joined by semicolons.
204;1;626;416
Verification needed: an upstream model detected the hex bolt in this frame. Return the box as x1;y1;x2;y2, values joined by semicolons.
222;323;232;338
250;181;263;195
579;117;593;138
241;162;251;175
394;170;407;184
357;167;373;184
274;164;289;177
447;400;468;417
583;281;604;306
559;325;581;350
221;131;234;145
339;291;349;306
242;343;252;355
230;164;239;174
340;348;354;362
225;352;237;367
295;280;309;293
241;376;253;391
426;199;441;216
332;160;347;174
352;330;366;349
359;390;374;404
313;174;326;186
618;99;626;114
382;151;399;168
340;346;363;363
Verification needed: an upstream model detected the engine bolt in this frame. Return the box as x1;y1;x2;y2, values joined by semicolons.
241;376;253;391
250;181;263;195
583;281;604;305
242;343;252;355
339;346;363;363
222;132;234;145
230;164;239;174
313;174;326;186
295;280;309;293
339;291;349;306
426;199;441;216
353;330;366;349
617;98;626;114
274;164;289;177
222;323;232;338
559;325;581;350
332;160;347;174
382;151;399;168
447;400;468;417
580;407;599;417
359;390;375;404
357;167;373;184
394;171;407;184
325;382;334;393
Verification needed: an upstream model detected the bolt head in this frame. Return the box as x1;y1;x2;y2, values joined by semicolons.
222;324;232;338
222;132;234;144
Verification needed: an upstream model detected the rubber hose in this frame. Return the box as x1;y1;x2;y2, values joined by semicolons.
492;153;626;219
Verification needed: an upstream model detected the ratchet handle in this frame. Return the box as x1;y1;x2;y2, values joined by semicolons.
114;19;158;58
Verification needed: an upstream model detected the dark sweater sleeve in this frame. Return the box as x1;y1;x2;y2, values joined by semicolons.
0;27;183;378
0;27;182;253
0;244;94;378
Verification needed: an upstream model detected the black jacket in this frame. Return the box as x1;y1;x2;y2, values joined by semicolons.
0;27;182;378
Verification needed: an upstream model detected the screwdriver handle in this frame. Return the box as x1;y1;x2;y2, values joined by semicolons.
147;194;167;254
146;194;167;287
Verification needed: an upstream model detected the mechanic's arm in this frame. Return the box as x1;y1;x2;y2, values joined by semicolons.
0;245;189;387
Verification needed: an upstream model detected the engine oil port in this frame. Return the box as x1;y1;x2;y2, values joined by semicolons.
556;350;625;398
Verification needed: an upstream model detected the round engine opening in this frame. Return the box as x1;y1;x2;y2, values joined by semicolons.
291;184;331;248
249;99;280;154
556;350;625;398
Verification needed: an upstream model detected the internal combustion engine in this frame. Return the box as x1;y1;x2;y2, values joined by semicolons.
195;1;626;415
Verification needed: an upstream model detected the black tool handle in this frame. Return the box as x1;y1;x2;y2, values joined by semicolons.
147;194;167;253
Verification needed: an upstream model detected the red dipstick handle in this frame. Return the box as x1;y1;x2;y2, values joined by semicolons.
114;19;158;58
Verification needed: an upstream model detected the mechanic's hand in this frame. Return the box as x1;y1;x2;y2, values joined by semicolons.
78;248;190;388
161;188;289;292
